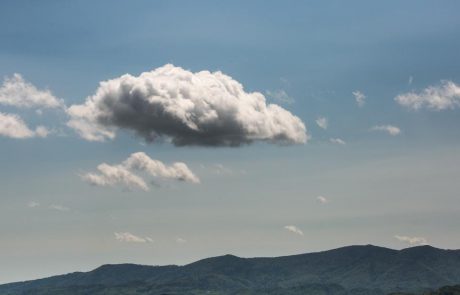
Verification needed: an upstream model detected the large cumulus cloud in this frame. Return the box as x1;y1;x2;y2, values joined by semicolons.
67;64;308;146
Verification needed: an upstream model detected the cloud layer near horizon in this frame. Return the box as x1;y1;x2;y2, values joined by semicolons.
67;64;307;146
394;235;427;246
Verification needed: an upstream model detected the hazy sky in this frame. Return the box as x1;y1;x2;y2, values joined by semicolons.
1;0;460;284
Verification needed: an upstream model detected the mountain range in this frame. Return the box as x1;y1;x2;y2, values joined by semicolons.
1;245;460;295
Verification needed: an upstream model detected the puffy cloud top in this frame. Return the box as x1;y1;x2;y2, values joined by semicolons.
395;80;460;110
67;64;307;146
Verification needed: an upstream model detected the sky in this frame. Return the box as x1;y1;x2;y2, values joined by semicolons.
1;0;460;284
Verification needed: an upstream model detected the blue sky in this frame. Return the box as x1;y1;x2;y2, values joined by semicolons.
1;0;460;284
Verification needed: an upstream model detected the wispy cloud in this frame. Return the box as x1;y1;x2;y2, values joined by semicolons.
329;138;346;145
394;235;427;246
284;225;304;236
316;196;329;204
315;117;328;130
213;164;233;175
27;201;40;208
49;204;70;212
114;232;153;243
395;80;460;110
353;90;366;107
175;237;187;244
371;125;401;136
266;89;295;104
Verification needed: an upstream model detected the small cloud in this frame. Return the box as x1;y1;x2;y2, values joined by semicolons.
213;163;233;175
82;163;149;191
284;225;304;236
0;73;64;109
114;232;153;243
175;237;186;244
266;89;295;104
35;126;50;138
329;138;346;145
144;237;154;243
27;201;40;208
371;125;401;136
49;204;70;212
395;80;460;110
316;196;329;204
81;152;199;192
0;112;50;139
394;235;427;246
408;76;413;85
353;90;366;107
315;117;328;130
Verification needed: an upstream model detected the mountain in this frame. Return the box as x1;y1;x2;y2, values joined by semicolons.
1;245;460;295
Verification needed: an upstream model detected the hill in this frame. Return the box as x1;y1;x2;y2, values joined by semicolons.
1;245;460;295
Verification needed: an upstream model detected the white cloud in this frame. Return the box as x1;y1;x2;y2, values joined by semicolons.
395;80;460;110
394;235;427;246
34;126;50;138
82;163;149;191
266;89;295;104
284;225;304;236
82;152;199;191
49;204;70;212
371;125;401;136
123;152;200;183
114;232;153;243
329;138;346;145
175;237;186;244
0;74;63;109
27;201;40;208
0;112;49;139
353;90;366;107
408;76;413;85
316;196;329;204
315;117;328;129
67;64;307;146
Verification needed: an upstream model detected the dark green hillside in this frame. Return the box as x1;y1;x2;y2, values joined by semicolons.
1;245;460;295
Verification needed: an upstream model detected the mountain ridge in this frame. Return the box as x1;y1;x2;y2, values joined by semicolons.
2;244;460;295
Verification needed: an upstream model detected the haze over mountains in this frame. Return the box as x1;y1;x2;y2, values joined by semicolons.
2;245;460;295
